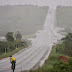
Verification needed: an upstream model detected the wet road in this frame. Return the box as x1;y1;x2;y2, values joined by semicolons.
0;8;55;72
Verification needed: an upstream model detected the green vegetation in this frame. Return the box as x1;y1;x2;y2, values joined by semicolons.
52;58;72;72
29;33;72;72
0;47;26;59
0;32;30;59
5;32;14;42
15;31;22;40
29;45;63;72
61;33;72;56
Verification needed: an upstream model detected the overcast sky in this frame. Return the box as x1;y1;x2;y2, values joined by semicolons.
0;0;72;8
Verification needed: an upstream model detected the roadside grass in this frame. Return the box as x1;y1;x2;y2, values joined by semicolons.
29;45;68;72
0;45;28;59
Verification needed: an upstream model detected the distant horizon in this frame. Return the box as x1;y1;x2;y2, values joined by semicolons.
0;0;72;9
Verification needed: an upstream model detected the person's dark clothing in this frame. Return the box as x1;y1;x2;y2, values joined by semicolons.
11;61;15;69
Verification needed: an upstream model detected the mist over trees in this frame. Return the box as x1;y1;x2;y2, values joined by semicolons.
0;5;48;36
15;31;22;40
5;32;14;42
56;6;72;29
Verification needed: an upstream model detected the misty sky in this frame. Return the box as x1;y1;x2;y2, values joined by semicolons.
0;0;72;8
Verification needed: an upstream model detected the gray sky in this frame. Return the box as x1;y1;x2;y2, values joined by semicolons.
0;0;72;8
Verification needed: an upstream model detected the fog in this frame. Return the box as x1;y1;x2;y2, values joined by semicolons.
56;6;72;28
0;5;48;36
0;0;72;9
0;0;72;36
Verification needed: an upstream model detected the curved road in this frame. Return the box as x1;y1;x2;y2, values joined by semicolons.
0;8;55;72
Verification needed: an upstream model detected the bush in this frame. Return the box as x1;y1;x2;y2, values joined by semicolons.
56;43;65;54
52;58;72;72
61;33;72;56
0;41;8;53
58;56;69;63
0;41;16;53
68;57;72;65
8;43;15;51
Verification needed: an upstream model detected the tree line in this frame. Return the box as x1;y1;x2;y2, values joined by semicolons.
56;33;72;56
0;31;26;54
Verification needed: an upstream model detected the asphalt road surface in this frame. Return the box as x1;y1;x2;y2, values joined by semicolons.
0;8;55;72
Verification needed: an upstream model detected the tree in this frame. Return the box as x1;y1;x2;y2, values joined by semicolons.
61;33;72;43
5;32;14;42
52;58;72;72
0;41;8;53
61;33;72;56
15;31;22;40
